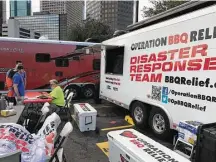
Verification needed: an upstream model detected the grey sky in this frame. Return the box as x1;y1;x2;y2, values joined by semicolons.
139;0;152;20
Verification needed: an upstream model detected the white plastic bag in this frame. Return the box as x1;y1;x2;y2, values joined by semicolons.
0;123;47;162
0;139;17;155
0;112;61;162
37;112;61;157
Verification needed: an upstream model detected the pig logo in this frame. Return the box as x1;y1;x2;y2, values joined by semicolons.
120;131;137;138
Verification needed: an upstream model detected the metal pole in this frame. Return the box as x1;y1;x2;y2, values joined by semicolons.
136;0;139;23
133;0;139;23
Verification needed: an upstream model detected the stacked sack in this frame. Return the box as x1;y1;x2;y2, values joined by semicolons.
0;112;61;162
177;120;203;145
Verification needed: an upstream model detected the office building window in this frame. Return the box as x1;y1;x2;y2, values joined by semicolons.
10;0;31;17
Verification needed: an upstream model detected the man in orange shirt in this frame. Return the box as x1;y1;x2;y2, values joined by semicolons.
5;61;26;105
5;66;17;105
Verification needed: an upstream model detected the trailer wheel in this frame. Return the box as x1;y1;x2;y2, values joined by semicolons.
82;85;95;99
131;101;148;129
149;108;171;140
65;85;80;100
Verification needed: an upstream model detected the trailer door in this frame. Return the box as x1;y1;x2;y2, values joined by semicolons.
100;45;127;105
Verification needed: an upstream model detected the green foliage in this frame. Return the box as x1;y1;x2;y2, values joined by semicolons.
67;17;113;42
141;0;189;18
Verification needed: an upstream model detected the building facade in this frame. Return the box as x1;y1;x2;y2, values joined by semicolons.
59;14;67;40
10;0;31;17
0;1;6;36
86;1;134;30
40;0;84;27
40;0;66;14
66;1;84;27
2;19;40;39
12;13;67;40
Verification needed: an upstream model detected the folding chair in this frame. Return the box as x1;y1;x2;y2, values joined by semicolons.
64;89;70;100
0;150;21;162
65;92;74;108
49;122;73;162
33;102;50;133
57;92;74;122
22;102;50;133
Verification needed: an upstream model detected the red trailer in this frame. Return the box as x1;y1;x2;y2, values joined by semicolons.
0;37;101;99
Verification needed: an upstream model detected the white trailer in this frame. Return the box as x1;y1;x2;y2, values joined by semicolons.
99;1;216;139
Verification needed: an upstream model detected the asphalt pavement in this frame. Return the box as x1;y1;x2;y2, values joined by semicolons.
64;100;174;162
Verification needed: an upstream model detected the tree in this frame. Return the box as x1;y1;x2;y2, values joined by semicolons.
141;0;189;18
67;17;113;42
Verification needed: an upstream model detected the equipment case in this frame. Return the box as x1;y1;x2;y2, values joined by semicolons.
73;103;97;132
107;129;190;162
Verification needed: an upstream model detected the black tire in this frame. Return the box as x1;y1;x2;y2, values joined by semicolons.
82;84;95;99
148;108;171;140
65;85;81;100
131;101;148;129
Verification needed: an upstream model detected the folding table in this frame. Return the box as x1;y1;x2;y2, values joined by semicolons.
16;91;52;133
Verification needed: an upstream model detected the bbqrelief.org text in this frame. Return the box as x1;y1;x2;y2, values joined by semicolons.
129;26;216;83
165;76;216;88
